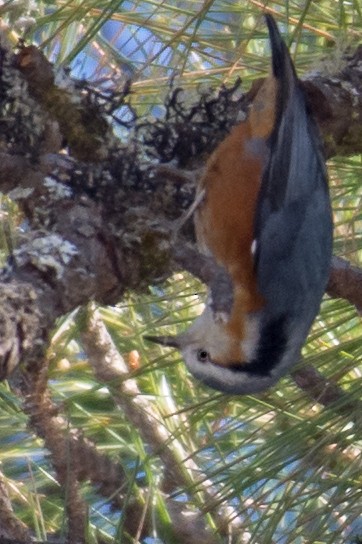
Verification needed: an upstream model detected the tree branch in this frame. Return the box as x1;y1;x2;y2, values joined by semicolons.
327;256;362;313
302;45;362;158
291;364;362;428
12;359;89;543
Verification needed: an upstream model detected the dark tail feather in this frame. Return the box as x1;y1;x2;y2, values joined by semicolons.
264;14;297;108
255;14;328;210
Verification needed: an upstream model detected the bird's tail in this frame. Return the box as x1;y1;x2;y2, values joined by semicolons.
265;14;297;118
256;13;328;209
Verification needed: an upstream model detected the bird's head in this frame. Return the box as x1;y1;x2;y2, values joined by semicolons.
145;306;273;394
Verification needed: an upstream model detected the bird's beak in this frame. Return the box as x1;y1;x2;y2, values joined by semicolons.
144;335;181;349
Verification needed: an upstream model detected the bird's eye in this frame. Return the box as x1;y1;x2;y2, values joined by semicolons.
197;349;209;363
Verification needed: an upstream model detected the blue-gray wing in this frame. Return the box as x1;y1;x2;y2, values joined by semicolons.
253;17;333;373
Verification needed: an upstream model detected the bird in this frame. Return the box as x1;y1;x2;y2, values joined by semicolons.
145;14;333;395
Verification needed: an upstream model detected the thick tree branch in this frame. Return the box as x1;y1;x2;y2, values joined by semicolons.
302;45;362;158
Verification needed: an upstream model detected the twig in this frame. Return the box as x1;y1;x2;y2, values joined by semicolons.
0;471;31;542
291;364;362;428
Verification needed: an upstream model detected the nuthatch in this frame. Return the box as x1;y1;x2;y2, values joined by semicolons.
146;15;333;394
